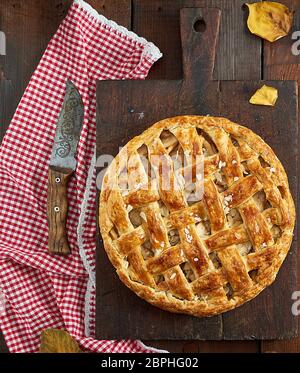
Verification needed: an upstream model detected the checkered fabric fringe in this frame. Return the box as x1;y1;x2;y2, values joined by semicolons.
0;0;165;353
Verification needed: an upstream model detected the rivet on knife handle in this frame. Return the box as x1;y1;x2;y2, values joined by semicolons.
47;167;74;255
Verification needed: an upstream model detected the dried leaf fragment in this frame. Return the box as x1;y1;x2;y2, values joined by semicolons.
246;2;293;42
249;85;278;106
40;329;82;353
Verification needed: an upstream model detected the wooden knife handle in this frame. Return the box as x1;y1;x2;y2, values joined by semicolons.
47;167;74;255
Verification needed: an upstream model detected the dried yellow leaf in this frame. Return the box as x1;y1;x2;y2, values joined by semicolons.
246;2;293;42
249;85;278;106
40;329;82;353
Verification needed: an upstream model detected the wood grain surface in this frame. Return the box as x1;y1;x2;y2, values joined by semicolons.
96;6;298;341
0;0;299;353
261;0;300;353
47;168;75;256
133;0;261;81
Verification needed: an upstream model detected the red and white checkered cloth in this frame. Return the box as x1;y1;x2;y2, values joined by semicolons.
0;0;165;353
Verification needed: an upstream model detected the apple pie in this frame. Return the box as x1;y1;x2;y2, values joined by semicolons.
99;116;295;317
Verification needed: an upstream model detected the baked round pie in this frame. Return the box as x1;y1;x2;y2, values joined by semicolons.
99;116;295;317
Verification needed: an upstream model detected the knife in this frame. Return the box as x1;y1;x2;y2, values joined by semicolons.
47;80;84;255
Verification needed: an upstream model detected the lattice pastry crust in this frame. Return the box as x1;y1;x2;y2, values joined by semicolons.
99;116;295;317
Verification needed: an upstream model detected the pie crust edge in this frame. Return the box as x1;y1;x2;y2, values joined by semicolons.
99;115;296;317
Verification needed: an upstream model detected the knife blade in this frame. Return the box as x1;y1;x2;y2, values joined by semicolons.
47;80;84;255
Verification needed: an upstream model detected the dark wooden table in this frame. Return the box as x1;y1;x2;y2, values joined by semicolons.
0;0;299;353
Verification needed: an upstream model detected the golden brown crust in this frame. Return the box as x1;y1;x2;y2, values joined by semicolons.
99;116;296;317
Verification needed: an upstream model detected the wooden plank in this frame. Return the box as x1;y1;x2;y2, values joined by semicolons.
261;0;300;354
133;0;261;80
96;6;298;341
87;0;132;27
197;340;260;352
0;58;13;139
149;339;260;352
0;332;8;353
148;340;199;352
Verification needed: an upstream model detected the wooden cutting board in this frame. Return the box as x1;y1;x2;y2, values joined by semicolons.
96;7;298;340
